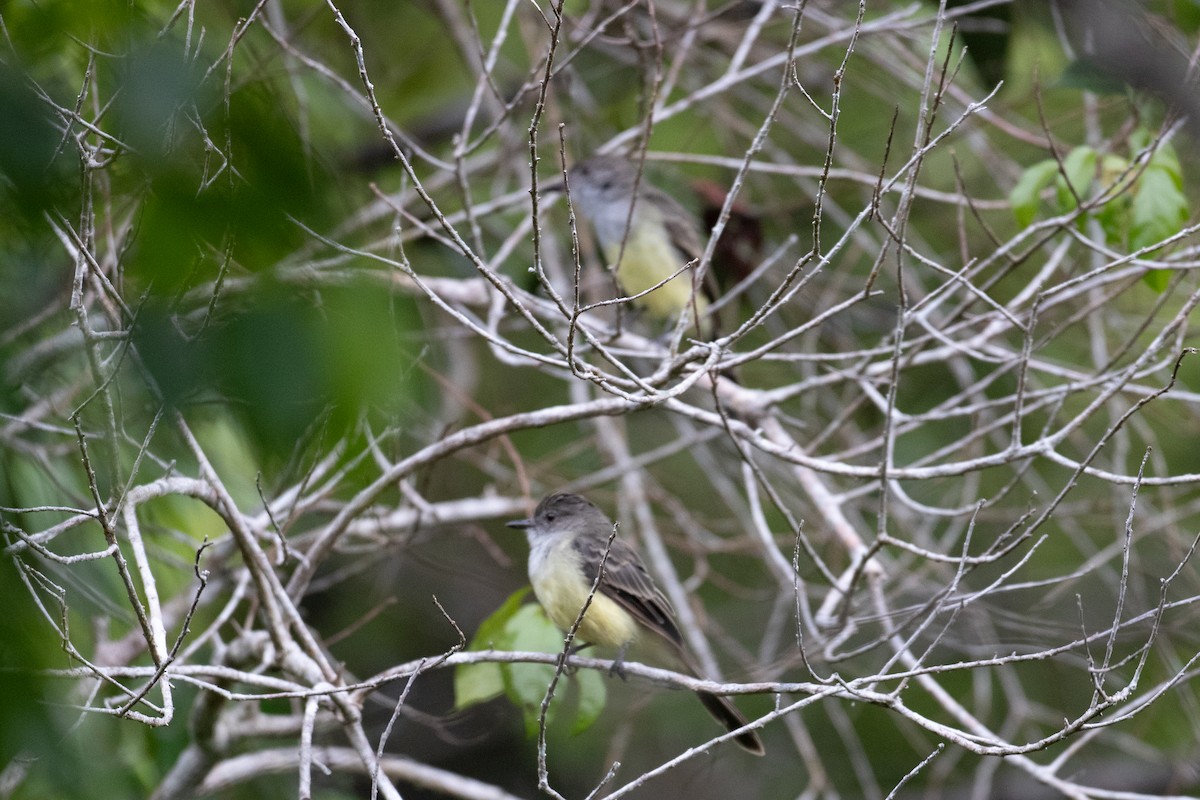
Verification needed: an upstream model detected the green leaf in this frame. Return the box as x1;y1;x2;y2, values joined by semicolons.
1148;140;1183;186
1055;146;1097;211
570;667;608;735
1009;159;1058;228
1099;153;1132;191
501;603;570;736
454;588;529;710
1128;128;1184;185
457;591;613;737
1129;127;1152;154
454;660;506;709
1093;154;1133;247
1142;269;1171;293
472;588;531;648
1130;167;1189;253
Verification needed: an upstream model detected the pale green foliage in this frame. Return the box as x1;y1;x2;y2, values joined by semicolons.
457;588;607;737
1009;129;1191;291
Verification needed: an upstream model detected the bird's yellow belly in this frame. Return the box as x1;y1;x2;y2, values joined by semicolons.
605;226;709;323
530;546;639;649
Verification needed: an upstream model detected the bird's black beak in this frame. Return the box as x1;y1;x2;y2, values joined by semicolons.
506;518;532;530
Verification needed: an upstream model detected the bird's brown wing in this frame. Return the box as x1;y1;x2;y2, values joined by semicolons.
574;529;765;755
646;184;719;305
573;532;684;649
649;187;702;258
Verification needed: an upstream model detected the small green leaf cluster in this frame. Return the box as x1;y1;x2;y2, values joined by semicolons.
455;590;607;738
1009;129;1189;292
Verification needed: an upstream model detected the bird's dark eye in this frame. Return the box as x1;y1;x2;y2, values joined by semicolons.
545;512;556;522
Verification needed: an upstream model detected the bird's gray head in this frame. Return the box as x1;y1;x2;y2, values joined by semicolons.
506;492;611;539
566;156;643;233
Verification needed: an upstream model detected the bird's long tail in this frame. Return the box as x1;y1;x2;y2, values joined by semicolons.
695;689;765;755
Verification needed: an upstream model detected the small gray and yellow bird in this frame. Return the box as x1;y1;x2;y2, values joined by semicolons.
507;492;764;754
567;155;716;337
